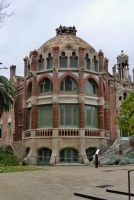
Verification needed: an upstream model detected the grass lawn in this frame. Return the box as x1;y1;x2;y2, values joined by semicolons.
0;165;47;173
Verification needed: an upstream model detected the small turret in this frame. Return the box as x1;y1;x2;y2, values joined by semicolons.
117;50;129;80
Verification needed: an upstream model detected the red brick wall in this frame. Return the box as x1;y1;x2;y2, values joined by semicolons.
0;109;14;145
14;91;23;141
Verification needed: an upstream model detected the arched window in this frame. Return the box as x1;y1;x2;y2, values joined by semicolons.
38;55;44;71
38;148;52;165
28;82;32;97
84;53;90;70
27;64;30;76
119;96;122;100
60;77;77;92
39;78;52;94
92;56;98;72
59;52;67;68
47;53;53;69
59;148;78;162
70;52;78;68
85;79;97;94
123;92;127;100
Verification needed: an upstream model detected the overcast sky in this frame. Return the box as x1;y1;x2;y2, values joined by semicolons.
0;0;134;79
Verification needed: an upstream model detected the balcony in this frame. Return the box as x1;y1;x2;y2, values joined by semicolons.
22;129;110;139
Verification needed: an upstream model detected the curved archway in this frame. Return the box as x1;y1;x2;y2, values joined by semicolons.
59;148;78;163
37;148;52;166
27;82;32;98
86;147;96;162
60;76;78;92
25;147;30;156
85;79;97;95
123;92;127;100
38;78;53;94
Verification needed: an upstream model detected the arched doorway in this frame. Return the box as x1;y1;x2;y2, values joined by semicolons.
86;148;96;162
37;148;52;166
59;148;78;163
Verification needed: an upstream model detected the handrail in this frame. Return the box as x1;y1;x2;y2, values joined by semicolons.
128;169;134;200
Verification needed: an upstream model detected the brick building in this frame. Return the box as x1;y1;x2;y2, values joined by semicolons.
0;25;133;165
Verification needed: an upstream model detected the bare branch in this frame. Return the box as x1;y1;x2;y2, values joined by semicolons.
0;0;14;23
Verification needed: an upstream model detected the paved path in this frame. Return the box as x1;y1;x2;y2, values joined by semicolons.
0;165;134;199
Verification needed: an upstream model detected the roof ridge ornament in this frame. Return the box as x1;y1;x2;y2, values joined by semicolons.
56;25;77;36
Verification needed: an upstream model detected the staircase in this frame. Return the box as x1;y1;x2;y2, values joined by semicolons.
100;138;134;164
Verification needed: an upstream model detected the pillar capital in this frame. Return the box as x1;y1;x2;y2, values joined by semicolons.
32;49;38;56
52;47;60;52
78;47;86;52
23;56;28;63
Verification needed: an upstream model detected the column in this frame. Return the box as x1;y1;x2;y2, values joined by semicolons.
50;47;59;166
31;50;38;131
104;58;110;132
98;50;104;135
78;47;89;165
22;57;28;132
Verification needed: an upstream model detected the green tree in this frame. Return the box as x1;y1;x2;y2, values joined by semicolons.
115;91;134;136
0;75;16;115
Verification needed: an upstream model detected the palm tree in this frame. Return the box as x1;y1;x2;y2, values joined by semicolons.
0;75;16;115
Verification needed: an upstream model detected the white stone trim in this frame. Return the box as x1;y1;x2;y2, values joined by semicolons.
85;96;99;106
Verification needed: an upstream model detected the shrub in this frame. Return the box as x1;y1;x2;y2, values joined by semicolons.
21;160;28;166
106;159;116;165
126;152;134;159
0;153;19;166
119;158;128;165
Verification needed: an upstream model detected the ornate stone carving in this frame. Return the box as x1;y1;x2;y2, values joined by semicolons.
98;97;104;105
66;43;72;50
104;101;109;109
53;66;58;72
79;67;85;73
43;45;48;52
22;101;28;108
29;70;37;76
52;94;59;102
56;25;77;36
79;95;85;103
31;96;37;105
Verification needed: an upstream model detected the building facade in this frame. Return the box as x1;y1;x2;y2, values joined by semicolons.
0;25;133;165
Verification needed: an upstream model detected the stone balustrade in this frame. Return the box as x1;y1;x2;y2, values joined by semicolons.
22;129;110;139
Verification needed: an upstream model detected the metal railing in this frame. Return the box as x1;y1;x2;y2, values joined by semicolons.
128;169;134;200
25;149;97;165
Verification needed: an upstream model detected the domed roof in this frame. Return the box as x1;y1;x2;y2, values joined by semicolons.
38;25;96;53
